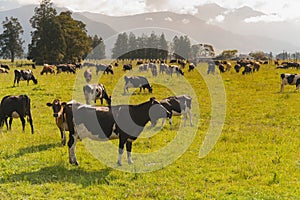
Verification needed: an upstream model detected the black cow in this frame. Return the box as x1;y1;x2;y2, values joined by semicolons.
123;64;132;71
14;69;38;86
159;95;192;128
124;76;152;94
0;95;34;134
234;64;242;73
96;64;114;75
242;64;253;75
63;97;171;166
56;64;76;74
83;84;111;106
188;63;195;72
280;73;300;92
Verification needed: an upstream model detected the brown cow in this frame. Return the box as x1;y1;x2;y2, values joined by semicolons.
40;64;55;75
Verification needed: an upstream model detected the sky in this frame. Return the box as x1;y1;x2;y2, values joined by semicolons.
0;0;300;21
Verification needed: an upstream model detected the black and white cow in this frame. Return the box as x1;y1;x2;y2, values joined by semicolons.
0;67;8;73
46;99;69;145
123;64;132;71
56;64;76;74
1;64;10;70
96;64;114;75
83;84;111;106
83;68;92;83
13;69;38;86
280;73;300;92
159;95;192;128
124;76;153;94
0;95;34;134
63;97;171;165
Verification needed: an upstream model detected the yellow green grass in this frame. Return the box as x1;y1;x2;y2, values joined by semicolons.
0;60;299;199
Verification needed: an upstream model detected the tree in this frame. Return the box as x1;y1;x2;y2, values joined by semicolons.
28;0;65;64
172;35;191;59
56;11;91;63
0;17;24;62
87;35;105;59
112;32;128;59
216;49;238;60
158;33;168;59
249;51;268;60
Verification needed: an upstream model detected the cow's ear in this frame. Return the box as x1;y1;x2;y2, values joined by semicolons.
46;103;52;107
62;102;67;106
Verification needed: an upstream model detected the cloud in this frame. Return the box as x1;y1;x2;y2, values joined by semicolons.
244;14;284;23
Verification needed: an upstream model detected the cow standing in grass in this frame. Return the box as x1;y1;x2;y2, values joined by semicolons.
63;98;171;166
280;73;300;92
0;95;34;134
14;69;38;86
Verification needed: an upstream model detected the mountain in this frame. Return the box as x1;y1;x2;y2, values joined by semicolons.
194;3;300;50
0;4;298;55
79;11;298;54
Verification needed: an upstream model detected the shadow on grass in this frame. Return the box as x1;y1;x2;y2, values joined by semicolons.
0;165;112;187
7;143;60;159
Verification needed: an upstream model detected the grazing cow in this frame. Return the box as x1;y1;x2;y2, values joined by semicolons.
0;95;34;134
218;64;225;73
83;84;111;106
123;64;132;71
159;63;168;74
242;64;253;75
84;68;92;83
124;76;152;94
0;67;8;73
188;63;195;72
138;63;148;72
56;64;76;74
159;95;192;128
207;61;216;74
40;64;55;75
46;99;70;145
96;64;114;75
280;73;300;92
64;97;171;165
14;69;38;86
234;64;242;73
174;66;184;76
1;64;10;70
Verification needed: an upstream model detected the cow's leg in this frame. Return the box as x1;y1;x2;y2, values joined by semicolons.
126;141;133;164
20;116;26;132
280;83;284;92
118;136;127;166
28;115;34;134
296;79;300;91
100;98;103;105
8;117;13;130
168;117;173;129
68;130;79;165
60;129;66;146
187;109;193;126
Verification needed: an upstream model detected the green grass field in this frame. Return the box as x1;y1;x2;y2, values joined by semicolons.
0;60;299;199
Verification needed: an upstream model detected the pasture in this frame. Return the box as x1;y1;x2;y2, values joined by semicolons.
0;60;299;199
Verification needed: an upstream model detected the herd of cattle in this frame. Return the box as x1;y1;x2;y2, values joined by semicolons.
0;60;195;166
1;58;300;166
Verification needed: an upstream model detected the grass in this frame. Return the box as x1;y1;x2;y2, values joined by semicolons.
0;60;299;199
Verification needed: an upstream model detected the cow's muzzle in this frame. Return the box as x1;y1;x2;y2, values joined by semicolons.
53;113;58;117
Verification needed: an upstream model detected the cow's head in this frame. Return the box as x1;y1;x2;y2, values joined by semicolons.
46;99;66;118
149;85;153;93
149;97;171;125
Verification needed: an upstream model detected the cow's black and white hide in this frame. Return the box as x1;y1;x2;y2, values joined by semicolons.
280;73;300;92
0;94;34;134
124;76;152;94
123;64;132;71
84;68;92;83
159;95;192;128
13;69;38;86
96;64;114;75
64;97;171;166
83;84;111;106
